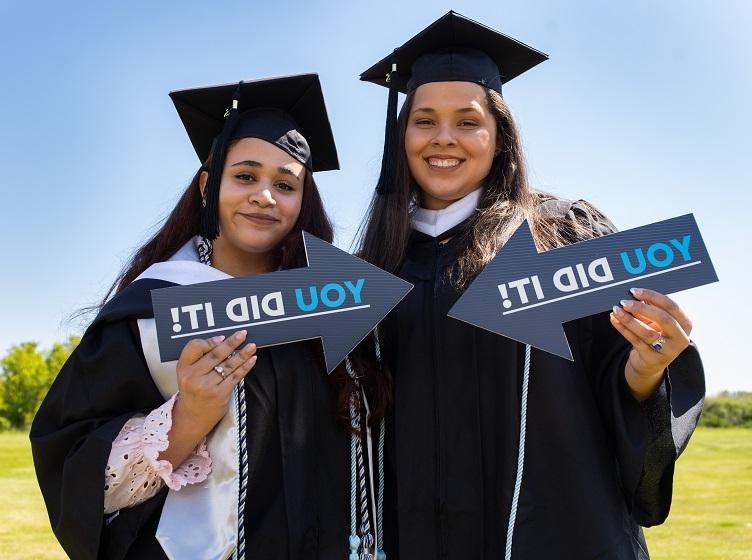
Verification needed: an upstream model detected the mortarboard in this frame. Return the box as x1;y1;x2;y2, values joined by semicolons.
170;74;339;240
359;11;548;195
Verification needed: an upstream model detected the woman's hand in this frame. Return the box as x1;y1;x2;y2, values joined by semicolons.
174;330;257;431
609;288;692;401
158;330;258;466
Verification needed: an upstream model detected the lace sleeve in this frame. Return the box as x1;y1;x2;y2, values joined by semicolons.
103;393;212;514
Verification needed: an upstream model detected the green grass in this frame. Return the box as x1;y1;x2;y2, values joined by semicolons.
0;432;65;560
0;428;749;559
644;427;752;559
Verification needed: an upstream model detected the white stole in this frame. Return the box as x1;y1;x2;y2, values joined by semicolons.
134;254;239;560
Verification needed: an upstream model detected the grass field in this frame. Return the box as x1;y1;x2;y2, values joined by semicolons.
1;428;750;559
643;427;752;559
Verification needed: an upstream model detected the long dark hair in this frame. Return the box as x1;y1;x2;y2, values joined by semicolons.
357;87;612;289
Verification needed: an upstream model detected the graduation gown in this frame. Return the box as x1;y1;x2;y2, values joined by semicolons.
30;273;354;559
381;218;705;560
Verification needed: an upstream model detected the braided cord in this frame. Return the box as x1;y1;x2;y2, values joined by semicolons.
235;383;248;560
345;356;376;560
346;358;365;559
373;328;385;557
356;422;374;559
197;241;246;560
504;344;531;560
196;236;213;265
373;329;386;559
373;327;382;362
376;418;385;550
348;389;358;536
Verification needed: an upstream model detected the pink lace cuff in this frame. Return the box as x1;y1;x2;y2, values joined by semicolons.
103;393;212;514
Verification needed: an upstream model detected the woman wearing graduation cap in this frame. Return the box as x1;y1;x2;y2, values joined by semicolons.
31;74;386;560
356;11;705;560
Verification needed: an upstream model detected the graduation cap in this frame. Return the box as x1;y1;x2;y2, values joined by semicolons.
170;74;339;240
359;11;548;195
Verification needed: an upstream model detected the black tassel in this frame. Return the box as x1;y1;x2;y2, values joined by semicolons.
200;82;243;240
375;54;399;196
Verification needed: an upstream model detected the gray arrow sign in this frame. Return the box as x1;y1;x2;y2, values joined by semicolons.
151;232;413;372
448;214;718;360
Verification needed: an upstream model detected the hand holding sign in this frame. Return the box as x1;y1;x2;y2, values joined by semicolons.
159;333;258;468
448;214;717;360
176;332;258;419
609;287;694;399
151;233;413;372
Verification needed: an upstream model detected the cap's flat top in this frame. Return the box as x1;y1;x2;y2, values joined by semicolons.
170;73;339;172
360;11;548;93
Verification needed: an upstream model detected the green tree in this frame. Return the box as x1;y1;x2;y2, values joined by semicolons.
699;392;752;428
0;336;79;429
0;342;48;428
0;380;9;431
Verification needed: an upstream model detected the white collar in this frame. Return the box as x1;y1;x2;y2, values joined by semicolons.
169;237;202;262
133;237;231;285
411;188;482;237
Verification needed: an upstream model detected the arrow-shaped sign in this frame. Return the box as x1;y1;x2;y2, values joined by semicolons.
151;232;413;372
448;214;717;360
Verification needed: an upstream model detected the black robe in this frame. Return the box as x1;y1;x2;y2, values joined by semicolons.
30;277;354;560
381;213;705;560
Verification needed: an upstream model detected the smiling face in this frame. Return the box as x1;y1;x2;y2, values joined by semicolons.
202;137;305;268
405;81;498;210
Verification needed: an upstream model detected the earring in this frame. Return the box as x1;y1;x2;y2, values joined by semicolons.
201;193;207;208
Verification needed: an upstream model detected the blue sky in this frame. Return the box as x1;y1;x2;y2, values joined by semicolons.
0;0;749;393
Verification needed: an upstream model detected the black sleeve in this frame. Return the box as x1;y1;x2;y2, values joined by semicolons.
29;318;167;560
558;198;705;526
629;342;704;525
584;310;705;526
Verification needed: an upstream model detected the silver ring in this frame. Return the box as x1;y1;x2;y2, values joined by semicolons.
228;351;237;359
213;365;226;379
651;336;666;353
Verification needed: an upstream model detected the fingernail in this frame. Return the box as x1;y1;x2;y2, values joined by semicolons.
630;287;642;297
620;299;634;309
212;335;225;344
612;305;621;314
